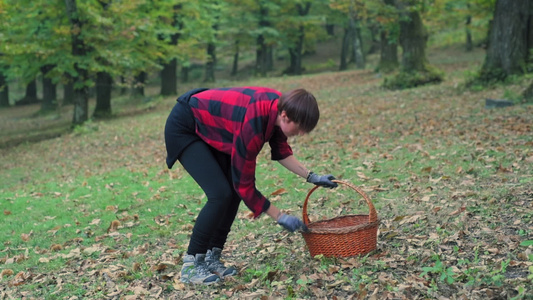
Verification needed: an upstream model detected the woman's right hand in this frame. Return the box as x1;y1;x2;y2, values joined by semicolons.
277;214;307;232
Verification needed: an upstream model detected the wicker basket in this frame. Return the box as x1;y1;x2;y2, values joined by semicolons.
301;180;380;258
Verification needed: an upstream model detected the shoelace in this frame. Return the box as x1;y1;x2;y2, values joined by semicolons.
209;259;225;270
195;262;213;276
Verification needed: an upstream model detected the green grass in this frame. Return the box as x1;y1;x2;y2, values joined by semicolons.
1;46;532;299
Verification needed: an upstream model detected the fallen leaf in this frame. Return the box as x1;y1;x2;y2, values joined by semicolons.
21;231;32;242
107;220;121;233
0;269;14;278
50;244;63;251
47;225;61;235
270;188;287;196
90;218;101;225
449;205;466;216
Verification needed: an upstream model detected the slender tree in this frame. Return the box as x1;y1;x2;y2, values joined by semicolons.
0;7;7;107
0;68;8;107
255;1;275;76
41;64;57;112
349;5;365;69
231;40;240;76
373;0;399;73
93;71;113;118
285;1;312;75
18;80;39;105
160;4;183;96
63;80;74;106
339;23;351;71
132;72;147;97
465;7;473;51
92;0;113;119
65;0;90;125
330;0;368;71
204;38;217;82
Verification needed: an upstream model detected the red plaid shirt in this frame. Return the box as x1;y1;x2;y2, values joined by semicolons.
189;87;293;217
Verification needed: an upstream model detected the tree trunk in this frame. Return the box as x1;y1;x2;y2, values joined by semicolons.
160;4;181;96
465;14;473;51
285;2;311;75
63;80;74;105
479;0;531;81
204;42;216;82
231;40;239;76
119;76;127;95
352;17;365;69
384;2;442;89
65;0;89;125
181;65;189;83
287;48;302;75
256;34;268;76
293;29;304;74
367;23;381;55
339;25;350;71
93;71;112;118
255;4;270;77
266;46;274;71
0;70;9;107
41;65;57;112
522;81;533;102
161;58;177;96
256;40;273;75
325;23;335;36
17;80;39;105
399;9;428;72
132;72;146;97
378;30;399;73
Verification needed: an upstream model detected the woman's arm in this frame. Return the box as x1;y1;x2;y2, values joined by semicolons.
278;155;310;179
265;204;282;221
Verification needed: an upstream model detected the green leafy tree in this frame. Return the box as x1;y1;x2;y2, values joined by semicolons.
222;0;259;76
159;4;183;96
1;0;180;124
370;0;399;73
276;0;327;75
331;0;367;70
424;0;495;50
64;0;90;125
253;0;280;76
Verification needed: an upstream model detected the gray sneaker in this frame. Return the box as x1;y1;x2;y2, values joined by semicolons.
180;253;220;285
205;247;237;278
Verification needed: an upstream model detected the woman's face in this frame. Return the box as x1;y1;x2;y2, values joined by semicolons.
277;111;306;137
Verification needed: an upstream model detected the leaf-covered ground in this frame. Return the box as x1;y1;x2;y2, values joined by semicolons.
1;47;532;299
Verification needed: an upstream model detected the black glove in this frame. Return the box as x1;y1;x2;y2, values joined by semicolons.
306;172;338;188
277;214;307;232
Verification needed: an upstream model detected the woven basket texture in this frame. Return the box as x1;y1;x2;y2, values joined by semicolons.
301;180;380;258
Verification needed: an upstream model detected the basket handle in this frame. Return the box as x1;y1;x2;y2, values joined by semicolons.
302;180;378;226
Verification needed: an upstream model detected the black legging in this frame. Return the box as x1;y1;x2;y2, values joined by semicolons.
178;140;242;255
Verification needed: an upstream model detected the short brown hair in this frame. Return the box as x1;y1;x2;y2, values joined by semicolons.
277;89;320;133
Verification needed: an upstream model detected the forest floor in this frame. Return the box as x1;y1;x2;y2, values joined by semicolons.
1;42;532;299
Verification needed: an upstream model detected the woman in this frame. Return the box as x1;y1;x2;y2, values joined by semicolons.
164;87;337;285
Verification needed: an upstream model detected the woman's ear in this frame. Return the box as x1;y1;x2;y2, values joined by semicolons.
280;110;288;121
